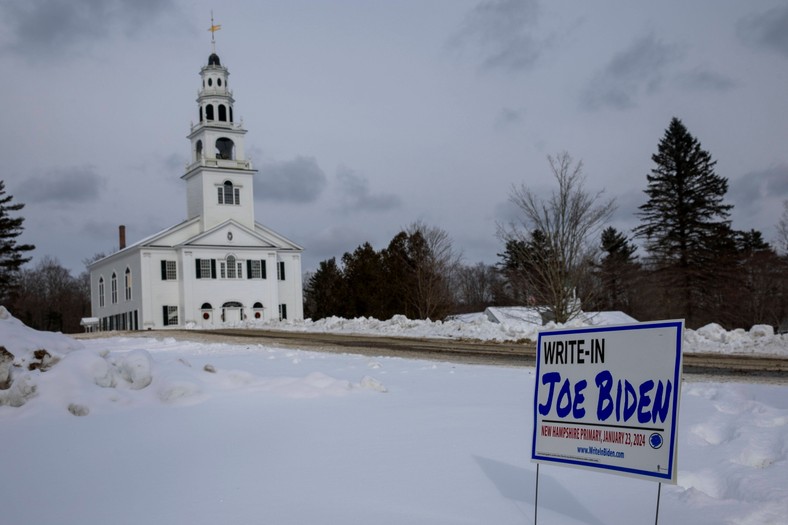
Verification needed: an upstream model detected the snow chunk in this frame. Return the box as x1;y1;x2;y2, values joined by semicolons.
0;373;37;407
360;375;387;393
112;350;153;390
750;324;774;338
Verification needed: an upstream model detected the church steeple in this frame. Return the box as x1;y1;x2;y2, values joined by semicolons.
182;21;257;232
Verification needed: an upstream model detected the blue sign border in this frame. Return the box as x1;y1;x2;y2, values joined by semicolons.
531;320;683;482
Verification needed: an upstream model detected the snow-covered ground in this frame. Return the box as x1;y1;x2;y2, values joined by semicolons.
2;306;787;524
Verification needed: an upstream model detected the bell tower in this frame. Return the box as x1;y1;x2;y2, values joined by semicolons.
182;19;257;232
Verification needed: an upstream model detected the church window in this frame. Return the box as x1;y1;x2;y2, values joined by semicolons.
277;261;286;281
229;107;233;122
196;140;203;161
226;255;237;278
279;304;288;321
208;77;213;87
220;255;243;279
196;258;216;279
215;138;234;160
161;260;177;280
218;78;222;87
125;268;132;301
199;106;203;122
163;306;179;326
206;104;214;120
247;259;266;279
111;273;118;304
98;277;105;308
219;104;227;121
219;181;239;205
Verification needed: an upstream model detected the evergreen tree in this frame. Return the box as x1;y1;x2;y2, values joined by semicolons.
342;242;386;318
633;118;733;326
303;258;347;320
0;181;35;301
594;227;639;312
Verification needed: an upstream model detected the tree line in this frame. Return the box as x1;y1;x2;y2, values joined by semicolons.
1;118;787;332
307;118;788;330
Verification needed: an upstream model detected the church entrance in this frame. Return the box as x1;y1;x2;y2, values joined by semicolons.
222;301;243;324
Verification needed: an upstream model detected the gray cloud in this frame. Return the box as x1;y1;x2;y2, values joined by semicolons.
18;166;107;205
335;166;402;212
301;225;370;264
0;0;179;61
582;34;683;110
450;0;544;72
730;164;788;217
738;6;788;59
255;156;328;203
676;67;736;92
494;107;526;130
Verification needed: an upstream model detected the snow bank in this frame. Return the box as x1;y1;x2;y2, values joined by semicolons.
0;305;83;356
0;307;385;414
228;312;788;357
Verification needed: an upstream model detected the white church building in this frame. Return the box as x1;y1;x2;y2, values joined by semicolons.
89;46;304;330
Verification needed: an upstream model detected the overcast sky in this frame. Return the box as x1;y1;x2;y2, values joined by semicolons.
2;0;786;275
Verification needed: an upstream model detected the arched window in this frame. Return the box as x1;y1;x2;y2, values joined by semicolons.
215;137;234;160
218;180;240;205
218;78;222;87
229;107;233;123
195;140;203;161
200;302;213;321
98;277;105;308
218;104;227;122
124;268;132;301
220;256;243;279
111;273;118;304
252;301;264;319
206;104;214;121
208;77;213;87
226;255;237;278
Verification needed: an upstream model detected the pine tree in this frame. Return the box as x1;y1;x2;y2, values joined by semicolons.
594;227;639;312
0;180;35;301
304;257;347;320
633;118;733;325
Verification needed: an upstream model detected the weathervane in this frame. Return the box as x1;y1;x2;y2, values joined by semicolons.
208;11;221;52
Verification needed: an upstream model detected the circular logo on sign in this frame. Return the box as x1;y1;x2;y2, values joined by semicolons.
649;433;664;449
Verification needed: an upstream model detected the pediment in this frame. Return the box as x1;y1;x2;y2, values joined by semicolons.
182;220;279;248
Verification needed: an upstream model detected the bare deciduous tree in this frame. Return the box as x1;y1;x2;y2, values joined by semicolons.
498;152;615;323
404;220;462;320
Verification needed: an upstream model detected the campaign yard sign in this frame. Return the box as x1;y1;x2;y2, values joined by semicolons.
531;320;684;483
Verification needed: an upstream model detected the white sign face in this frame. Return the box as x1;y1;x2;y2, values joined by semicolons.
531;321;684;483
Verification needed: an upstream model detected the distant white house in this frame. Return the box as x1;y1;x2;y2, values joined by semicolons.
89;49;304;330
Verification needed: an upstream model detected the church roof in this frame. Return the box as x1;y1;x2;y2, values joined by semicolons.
208;53;221;66
87;217;302;270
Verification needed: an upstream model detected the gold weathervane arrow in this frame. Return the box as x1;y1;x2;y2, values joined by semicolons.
208;12;221;49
